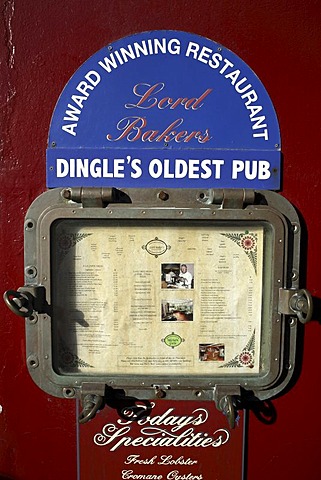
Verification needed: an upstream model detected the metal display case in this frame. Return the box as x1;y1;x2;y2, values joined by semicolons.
4;187;312;427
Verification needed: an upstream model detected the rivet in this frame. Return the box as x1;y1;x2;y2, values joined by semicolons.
63;388;75;398
25;219;35;230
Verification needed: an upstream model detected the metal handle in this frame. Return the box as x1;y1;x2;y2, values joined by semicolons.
3;290;34;317
218;395;236;429
79;394;104;424
290;289;313;324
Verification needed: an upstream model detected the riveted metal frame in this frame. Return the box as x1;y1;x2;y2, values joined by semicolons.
22;188;300;403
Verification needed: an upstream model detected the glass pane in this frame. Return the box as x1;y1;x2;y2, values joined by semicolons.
51;220;268;377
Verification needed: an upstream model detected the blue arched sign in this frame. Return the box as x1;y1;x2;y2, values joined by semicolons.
47;30;281;189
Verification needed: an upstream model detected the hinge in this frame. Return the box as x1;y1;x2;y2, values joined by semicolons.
62;187;130;207
208;189;256;209
278;288;313;324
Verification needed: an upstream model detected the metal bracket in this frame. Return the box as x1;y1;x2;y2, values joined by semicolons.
78;383;153;424
278;288;313;324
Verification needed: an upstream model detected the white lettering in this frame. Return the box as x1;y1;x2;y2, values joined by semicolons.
185;41;199;59
184;43;270;139
168;39;181;55
93;405;230;453
147;159;224;180
63;103;81;122
225;69;241;85
219;58;234;74
61;123;77;136
61;70;101;135
122;470;162;480
232;160;271;180
54;158;126;178
130;158;142;178
208;52;222;69
56;158;69;177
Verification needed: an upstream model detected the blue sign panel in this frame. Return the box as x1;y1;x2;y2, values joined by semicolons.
47;30;281;189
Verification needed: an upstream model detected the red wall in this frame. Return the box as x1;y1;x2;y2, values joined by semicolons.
1;1;320;478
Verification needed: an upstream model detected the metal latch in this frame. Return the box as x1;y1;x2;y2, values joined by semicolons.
278;288;313;324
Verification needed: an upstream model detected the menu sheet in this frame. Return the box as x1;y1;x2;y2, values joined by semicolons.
51;220;264;376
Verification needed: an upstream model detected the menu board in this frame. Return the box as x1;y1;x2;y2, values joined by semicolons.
51;220;264;376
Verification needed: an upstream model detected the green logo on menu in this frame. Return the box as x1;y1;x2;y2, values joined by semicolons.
163;332;184;348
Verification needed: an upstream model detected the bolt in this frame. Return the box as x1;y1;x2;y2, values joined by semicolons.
158;191;169;201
